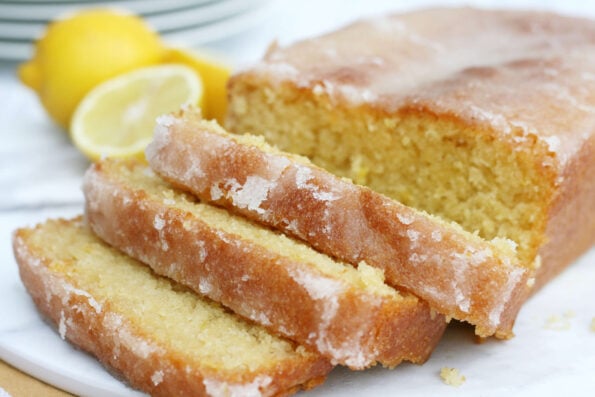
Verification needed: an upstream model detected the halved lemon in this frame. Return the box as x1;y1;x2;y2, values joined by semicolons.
71;64;202;161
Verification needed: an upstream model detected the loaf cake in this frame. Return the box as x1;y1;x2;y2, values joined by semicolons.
146;109;529;338
226;8;595;290
83;159;447;368
12;217;331;397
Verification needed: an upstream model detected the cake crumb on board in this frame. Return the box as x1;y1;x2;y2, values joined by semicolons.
544;311;575;330
440;367;466;387
590;318;595;332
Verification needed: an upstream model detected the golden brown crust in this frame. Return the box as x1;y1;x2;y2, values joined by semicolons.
226;8;595;291
145;111;530;338
83;160;447;368
234;8;595;165
12;218;332;396
535;133;595;289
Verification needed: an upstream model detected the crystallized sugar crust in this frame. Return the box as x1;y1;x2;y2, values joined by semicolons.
83;159;447;368
246;8;595;164
228;8;595;291
13;218;332;397
146;111;531;338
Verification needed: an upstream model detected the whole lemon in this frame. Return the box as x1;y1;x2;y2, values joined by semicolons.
19;9;164;129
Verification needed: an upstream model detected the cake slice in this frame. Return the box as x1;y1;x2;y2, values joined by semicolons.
83;159;447;369
226;7;595;291
12;217;331;397
145;109;530;338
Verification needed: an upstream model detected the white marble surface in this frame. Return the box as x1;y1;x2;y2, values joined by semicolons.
0;1;594;396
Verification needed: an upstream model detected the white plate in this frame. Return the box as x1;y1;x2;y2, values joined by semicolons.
0;79;593;395
0;0;221;21
0;0;264;40
0;0;269;60
0;40;31;61
0;21;44;41
146;0;266;32
1;208;594;397
161;2;271;46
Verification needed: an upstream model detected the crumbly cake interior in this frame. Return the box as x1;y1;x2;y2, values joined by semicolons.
181;115;520;263
28;218;309;372
109;161;398;298
228;88;554;269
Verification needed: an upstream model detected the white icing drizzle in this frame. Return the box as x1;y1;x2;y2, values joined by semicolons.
488;267;526;328
225;176;275;215
145;116;174;162
58;311;67;340
396;212;414;225
467;104;515;134
375;16;446;53
470;248;493;266
450;252;471;313
210;184;224;200
295;165;339;202
420;284;449;305
182;157;205;182
153;213;169;252
289;268;371;366
156;114;177;128
195;240;207;263
543;135;561;153
151;370;164;386
337;84;379;105
153;214;165;231
406;229;421;249
408;252;428;264
249;310;272;327
63;285;103;313
103;312;162;359
198;278;213;295
203;375;272;397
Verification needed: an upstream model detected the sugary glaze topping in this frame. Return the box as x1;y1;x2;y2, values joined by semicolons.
147;110;530;337
247;7;595;165
85;158;448;367
14;219;323;377
203;375;273;397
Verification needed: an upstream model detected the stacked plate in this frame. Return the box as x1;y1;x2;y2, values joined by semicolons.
0;0;270;60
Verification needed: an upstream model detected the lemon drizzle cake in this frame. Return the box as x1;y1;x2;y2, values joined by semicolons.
12;217;331;397
226;8;595;291
146;110;529;338
83;159;447;368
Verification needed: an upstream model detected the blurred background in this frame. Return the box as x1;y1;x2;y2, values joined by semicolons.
1;0;595;66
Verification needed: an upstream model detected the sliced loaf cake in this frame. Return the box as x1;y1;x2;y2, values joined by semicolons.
13;217;332;397
83;159;447;368
146;109;530;338
226;8;595;291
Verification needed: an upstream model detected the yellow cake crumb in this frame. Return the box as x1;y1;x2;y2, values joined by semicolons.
544;311;575;331
440;367;466;387
590;318;595;332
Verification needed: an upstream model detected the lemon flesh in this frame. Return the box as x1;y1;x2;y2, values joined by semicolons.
71;65;202;161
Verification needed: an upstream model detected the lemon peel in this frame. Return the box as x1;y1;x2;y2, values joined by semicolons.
19;9;164;128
